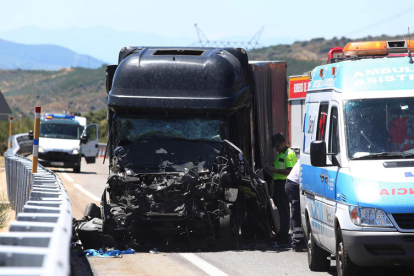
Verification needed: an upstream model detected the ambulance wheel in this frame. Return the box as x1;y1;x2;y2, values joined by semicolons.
336;227;361;276
73;166;81;173
307;226;330;271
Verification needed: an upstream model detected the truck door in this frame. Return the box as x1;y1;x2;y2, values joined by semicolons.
82;123;99;163
321;102;340;252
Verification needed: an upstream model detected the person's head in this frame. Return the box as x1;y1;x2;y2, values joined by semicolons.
272;133;286;152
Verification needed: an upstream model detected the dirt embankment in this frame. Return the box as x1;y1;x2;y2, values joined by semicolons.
0;156;16;232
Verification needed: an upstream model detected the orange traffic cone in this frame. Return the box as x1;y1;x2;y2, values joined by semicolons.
98;148;103;158
102;147;106;158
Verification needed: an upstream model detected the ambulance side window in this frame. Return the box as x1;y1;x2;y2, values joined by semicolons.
328;107;339;154
316;103;329;141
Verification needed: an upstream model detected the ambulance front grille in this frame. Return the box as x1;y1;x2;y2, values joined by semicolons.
383;161;414;168
392;213;414;230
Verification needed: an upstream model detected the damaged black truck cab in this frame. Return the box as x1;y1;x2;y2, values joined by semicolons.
81;47;281;249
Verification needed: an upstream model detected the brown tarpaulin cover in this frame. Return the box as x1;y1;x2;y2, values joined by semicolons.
250;61;287;173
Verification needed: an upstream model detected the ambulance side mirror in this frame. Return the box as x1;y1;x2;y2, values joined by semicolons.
310;141;327;167
311;140;341;167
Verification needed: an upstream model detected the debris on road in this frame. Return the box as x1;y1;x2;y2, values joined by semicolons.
79;248;135;258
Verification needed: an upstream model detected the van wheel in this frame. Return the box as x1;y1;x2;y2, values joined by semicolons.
307;227;330;271
73;166;81;173
336;227;361;276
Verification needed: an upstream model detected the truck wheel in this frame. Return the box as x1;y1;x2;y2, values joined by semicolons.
307;225;330;271
336;227;361;276
218;214;237;250
84;203;101;219
73;166;81;173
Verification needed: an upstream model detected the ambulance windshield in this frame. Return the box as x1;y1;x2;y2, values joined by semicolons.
345;97;414;159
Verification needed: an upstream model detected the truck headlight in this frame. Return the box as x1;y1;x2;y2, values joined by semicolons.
38;146;44;153
72;148;80;155
349;206;393;227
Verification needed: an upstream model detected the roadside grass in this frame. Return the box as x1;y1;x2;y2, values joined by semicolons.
0;192;11;229
0;156;13;231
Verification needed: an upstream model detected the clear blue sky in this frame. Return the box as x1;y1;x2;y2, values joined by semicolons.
1;0;414;63
1;0;413;40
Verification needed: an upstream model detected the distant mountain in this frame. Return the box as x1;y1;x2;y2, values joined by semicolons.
0;26;297;64
0;38;105;70
0;26;196;64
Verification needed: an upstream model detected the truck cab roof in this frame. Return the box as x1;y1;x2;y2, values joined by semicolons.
107;47;251;113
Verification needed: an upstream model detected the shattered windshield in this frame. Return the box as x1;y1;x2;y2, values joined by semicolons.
345;97;414;160
113;116;223;173
115;117;222;143
40;122;84;140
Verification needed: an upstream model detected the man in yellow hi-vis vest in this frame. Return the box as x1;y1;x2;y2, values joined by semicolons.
265;133;297;246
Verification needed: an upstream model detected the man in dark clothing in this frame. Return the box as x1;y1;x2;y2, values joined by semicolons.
265;133;297;246
286;162;306;251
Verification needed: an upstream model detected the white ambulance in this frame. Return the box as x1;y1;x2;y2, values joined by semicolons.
300;40;414;275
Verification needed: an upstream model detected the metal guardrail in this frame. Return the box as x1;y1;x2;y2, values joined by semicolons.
2;134;72;276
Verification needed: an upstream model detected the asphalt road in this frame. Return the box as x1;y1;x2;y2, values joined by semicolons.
50;159;413;276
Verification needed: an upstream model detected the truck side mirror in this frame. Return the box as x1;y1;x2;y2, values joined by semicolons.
28;130;34;140
310;141;326;167
219;122;229;140
81;134;88;144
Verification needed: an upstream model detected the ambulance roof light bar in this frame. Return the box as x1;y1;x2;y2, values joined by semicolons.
343;40;414;56
44;114;75;120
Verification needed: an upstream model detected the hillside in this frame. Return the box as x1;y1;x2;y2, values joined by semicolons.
1;33;409;116
0;66;107;114
0;38;105;70
249;34;407;76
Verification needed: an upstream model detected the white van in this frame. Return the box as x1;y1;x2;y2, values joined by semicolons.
38;114;99;172
300;40;414;275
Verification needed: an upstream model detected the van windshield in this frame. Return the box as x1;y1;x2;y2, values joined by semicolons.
40;122;84;140
345;97;414;160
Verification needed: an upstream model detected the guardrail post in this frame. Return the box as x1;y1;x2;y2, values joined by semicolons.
9;116;13;148
20;112;23;133
32;107;41;174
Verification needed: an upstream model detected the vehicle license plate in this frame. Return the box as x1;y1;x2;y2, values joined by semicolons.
50;162;64;166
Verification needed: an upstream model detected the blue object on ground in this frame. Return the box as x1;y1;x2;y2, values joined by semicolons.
79;248;135;258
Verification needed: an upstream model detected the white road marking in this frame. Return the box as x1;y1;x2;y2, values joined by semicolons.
179;253;228;276
74;184;100;202
61;172;74;182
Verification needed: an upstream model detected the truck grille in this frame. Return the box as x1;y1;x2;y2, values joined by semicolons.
383;161;414;168
48;151;69;157
392;213;414;230
39;151;79;162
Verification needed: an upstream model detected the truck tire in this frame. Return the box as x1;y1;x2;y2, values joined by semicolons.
336;227;361;276
73;165;81;173
218;214;237;250
307;221;330;271
84;203;101;219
